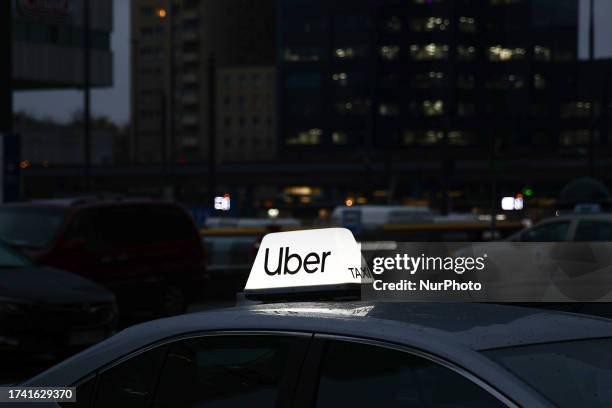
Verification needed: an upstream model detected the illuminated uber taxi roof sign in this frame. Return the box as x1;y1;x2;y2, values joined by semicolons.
244;228;366;297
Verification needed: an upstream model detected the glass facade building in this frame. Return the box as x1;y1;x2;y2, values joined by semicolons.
278;0;610;161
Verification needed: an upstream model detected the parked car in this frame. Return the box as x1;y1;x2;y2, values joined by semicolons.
0;240;116;358
508;213;612;241
17;227;612;407
0;197;206;323
19;303;612;408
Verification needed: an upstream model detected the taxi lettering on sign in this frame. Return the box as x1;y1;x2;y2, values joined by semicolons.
245;228;368;297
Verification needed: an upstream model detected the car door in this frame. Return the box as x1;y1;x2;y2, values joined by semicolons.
293;336;518;408
76;332;310;408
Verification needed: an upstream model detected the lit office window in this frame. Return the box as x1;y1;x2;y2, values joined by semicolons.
486;74;525;90
332;72;349;86
488;45;526;61
384;16;402;33
409;44;449;60
409;100;445;116
423;100;444;116
448;131;477;146
410;17;449;32
380;45;400;61
534;74;547;89
332;131;348;144
457;45;476;61
287;128;323;145
335;47;354;59
403;130;444;146
379;103;400;116
561;101;598;118
283;47;321;62
457;74;475;89
560;130;595;146
534;45;551;61
334;47;369;59
458;16;477;33
421;131;444;145
411;71;445;89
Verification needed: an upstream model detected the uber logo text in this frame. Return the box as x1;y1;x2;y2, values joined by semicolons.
264;247;331;275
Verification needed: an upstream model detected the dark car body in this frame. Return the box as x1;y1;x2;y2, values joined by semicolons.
0;198;206;322
22;302;612;408
0;240;117;360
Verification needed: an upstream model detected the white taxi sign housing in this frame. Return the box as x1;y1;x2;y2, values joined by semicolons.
244;228;365;297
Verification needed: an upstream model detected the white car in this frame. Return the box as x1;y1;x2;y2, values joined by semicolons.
508;213;612;242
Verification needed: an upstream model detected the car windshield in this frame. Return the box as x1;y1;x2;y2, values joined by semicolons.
0;207;67;249
484;338;612;408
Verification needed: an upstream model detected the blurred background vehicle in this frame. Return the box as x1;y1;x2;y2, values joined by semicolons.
0;197;206;324
508;213;612;241
0;240;116;382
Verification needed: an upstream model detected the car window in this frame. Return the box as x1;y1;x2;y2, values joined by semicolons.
485;338;612;408
574;221;612;241
94;346;167;408
69;206;196;251
521;221;570;242
0;207;66;249
153;335;303;408
60;375;95;408
316;340;506;408
0;241;32;267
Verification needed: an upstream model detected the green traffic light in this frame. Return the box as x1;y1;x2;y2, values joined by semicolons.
523;188;533;197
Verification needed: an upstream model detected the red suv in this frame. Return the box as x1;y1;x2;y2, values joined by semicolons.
0;198;206;323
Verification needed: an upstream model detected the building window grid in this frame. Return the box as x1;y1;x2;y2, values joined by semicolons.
281;3;599;151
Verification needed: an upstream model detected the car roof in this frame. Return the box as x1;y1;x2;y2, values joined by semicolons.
26;302;612;388
539;213;612;223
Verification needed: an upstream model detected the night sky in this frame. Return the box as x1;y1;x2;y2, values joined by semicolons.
12;0;612;126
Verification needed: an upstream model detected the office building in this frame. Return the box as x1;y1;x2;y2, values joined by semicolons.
277;0;612;208
12;0;113;89
130;0;276;164
217;66;276;163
